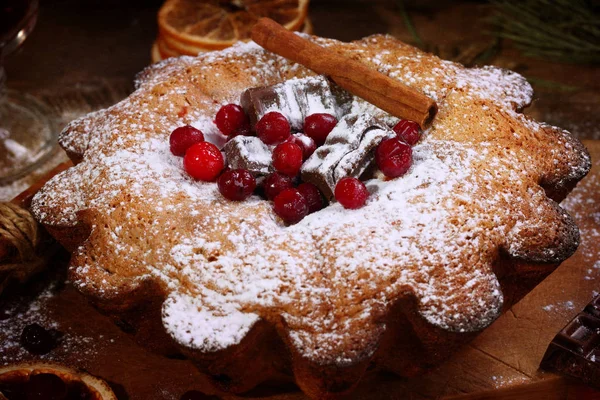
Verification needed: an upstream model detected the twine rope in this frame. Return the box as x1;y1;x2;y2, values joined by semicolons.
0;202;45;292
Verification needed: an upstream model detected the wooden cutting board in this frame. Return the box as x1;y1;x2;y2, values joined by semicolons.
1;141;599;400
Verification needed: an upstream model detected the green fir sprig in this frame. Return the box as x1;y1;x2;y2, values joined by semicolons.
490;0;600;64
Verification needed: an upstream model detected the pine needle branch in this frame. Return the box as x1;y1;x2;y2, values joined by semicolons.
490;0;600;64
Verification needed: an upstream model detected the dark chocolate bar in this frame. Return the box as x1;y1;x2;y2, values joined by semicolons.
223;136;273;177
540;295;600;389
301;113;392;199
240;76;346;131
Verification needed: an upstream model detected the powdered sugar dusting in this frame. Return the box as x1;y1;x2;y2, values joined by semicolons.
190;115;227;149
491;375;529;389
542;301;575;313
265;76;339;130
31;35;590;365
163;294;259;351
561;161;600;295
562;173;600;264
0;283;97;365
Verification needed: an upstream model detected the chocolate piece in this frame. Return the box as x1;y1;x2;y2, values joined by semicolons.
223;136;272;177
301;114;393;199
540;295;600;389
241;76;347;131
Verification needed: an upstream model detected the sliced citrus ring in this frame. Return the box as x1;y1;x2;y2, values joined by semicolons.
0;363;117;400
157;35;185;58
160;17;314;58
158;0;309;50
161;33;209;57
152;17;312;63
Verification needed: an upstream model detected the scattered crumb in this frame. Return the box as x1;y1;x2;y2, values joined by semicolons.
0;282;97;365
490;374;529;389
542;300;576;313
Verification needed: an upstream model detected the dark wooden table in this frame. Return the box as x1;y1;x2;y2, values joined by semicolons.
1;1;599;398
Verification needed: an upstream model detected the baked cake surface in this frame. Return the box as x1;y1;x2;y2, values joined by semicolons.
31;35;590;397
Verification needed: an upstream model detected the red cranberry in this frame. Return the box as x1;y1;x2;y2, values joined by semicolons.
297;183;324;213
273;188;309;224
170;125;205;156
20;323;56;355
217;169;256;201
286;134;316;160
335;177;369;209
392;120;420;145
184;142;224;181
263;173;293;200
27;373;67;400
215;104;249;136
272;142;303;177
376;138;412;178
304;113;337;145
256;112;290;145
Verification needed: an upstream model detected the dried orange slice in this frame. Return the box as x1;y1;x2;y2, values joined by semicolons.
159;17;313;59
158;0;310;50
0;363;117;400
159;34;207;58
151;36;190;64
157;35;185;58
151;17;312;63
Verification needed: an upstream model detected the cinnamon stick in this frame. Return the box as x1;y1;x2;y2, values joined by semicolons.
251;18;437;128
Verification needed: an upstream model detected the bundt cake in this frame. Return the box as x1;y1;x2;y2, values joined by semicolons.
30;34;590;398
